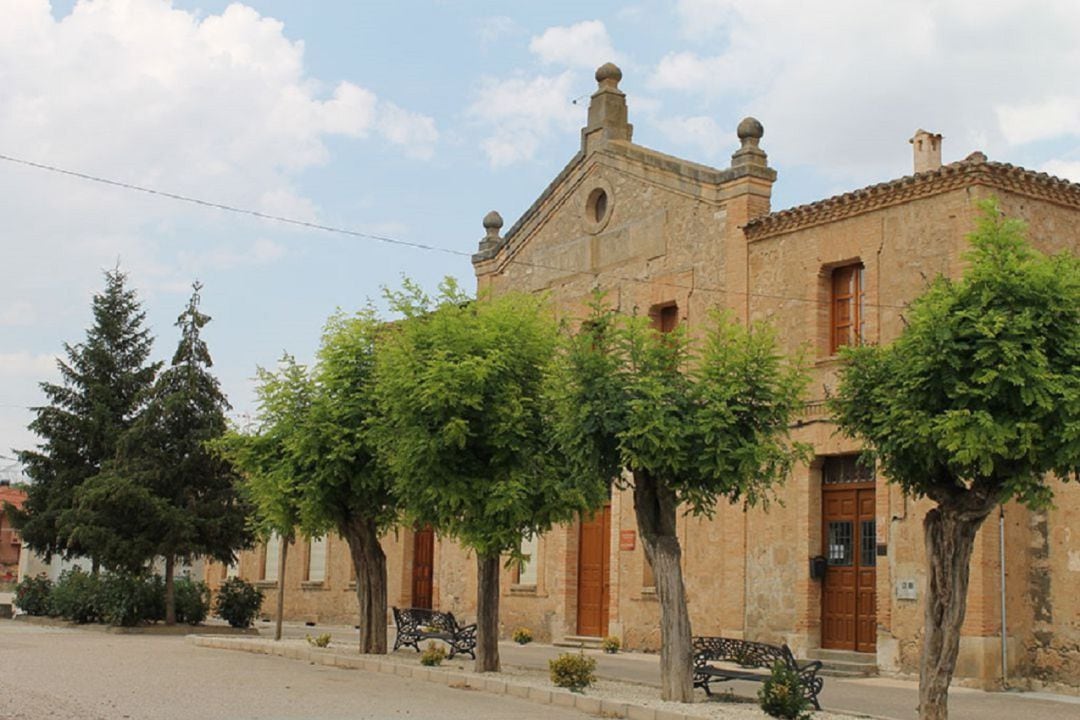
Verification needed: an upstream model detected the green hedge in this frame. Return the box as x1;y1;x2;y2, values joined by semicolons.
15;569;211;627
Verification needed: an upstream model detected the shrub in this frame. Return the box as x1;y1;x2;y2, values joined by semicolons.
601;636;621;654
14;574;52;616
50;568;101;623
214;577;263;628
306;633;332;648
759;661;812;720
549;652;596;692
419;641;447;666
174;577;210;625
99;572;164;627
512;627;533;645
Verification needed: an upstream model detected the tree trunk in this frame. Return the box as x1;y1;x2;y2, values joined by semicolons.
274;537;289;641
919;498;996;720
164;554;176;626
475;552;501;673
341;516;388;654
633;469;693;702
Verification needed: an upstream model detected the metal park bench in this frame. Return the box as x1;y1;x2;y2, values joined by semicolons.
392;607;477;660
692;636;824;710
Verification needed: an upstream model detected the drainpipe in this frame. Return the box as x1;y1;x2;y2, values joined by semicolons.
999;505;1008;689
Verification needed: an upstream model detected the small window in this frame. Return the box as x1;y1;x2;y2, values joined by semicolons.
516;534;538;586
643;551;655;590
587;187;609;224
225;560;239;580
307;536;327;583
830;264;865;353
651;303;679;334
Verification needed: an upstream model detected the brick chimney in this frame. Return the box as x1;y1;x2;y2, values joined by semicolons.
910;129;942;173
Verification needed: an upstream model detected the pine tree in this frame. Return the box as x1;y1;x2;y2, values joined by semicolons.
13;268;160;565
119;282;251;624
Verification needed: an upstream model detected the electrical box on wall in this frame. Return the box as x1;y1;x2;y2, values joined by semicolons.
896;579;918;600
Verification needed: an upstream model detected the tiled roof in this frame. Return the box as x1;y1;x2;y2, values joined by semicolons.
745;153;1080;240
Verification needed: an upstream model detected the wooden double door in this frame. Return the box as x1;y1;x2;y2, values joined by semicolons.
576;505;611;637
822;484;877;651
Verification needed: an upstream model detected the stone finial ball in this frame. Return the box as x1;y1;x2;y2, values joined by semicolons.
482;210;504;230
737;117;764;141
595;62;623;84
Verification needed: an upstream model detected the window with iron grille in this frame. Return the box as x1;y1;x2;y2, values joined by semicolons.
822;455;874;485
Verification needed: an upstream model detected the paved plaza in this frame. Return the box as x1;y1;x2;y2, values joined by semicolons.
1;619;1077;720
0;622;588;720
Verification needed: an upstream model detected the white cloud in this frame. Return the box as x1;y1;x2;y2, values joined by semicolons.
0;353;58;380
1041;159;1080;184
997;97;1080;145
0;301;37;327
0;0;435;337
654;116;727;160
469;72;583;167
647;0;1080;181
476;16;520;44
529;20;622;69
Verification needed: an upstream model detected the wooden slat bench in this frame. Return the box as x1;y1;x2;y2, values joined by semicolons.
692;636;824;710
392;607;477;659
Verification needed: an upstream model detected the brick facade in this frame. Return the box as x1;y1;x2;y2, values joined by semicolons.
209;64;1080;692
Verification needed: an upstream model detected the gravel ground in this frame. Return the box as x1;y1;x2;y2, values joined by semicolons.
0;622;591;720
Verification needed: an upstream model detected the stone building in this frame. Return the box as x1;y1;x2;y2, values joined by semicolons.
208;64;1079;692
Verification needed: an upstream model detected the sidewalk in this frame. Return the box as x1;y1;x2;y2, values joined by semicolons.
266;620;1080;720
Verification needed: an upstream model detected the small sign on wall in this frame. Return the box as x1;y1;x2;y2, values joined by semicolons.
619;530;636;551
896;579;918;601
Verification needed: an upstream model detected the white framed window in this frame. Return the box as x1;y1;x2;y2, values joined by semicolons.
517;534;539;586
263;533;281;582
307;536;327;582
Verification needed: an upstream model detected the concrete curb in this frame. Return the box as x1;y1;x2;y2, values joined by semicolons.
190;636;705;720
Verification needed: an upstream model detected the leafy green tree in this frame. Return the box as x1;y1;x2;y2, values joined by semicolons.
219;308;397;653
375;280;605;672
295;309;397;653
213;356;309;641
13;268;160;567
830;201;1080;720
551;296;809;701
82;283;250;624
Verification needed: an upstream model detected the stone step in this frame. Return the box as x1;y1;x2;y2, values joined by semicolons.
805;648;877;664
804;649;878;677
553;635;604;650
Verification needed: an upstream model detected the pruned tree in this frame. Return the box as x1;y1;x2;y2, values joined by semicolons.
13;267;160;568
374;279;606;673
296;308;397;653
219;308;397;652
551;295;809;701
830;201;1080;720
215;355;309;641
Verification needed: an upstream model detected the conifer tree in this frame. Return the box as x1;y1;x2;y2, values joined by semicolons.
83;282;251;623
13;268;160;566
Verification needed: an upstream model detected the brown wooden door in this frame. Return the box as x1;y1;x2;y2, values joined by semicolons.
411;527;434;609
822;485;876;651
576;505;611;637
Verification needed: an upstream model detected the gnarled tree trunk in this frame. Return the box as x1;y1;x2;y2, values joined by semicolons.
342;515;388;654
164;554;176;625
475;552;501;673
919;496;997;720
633;469;693;702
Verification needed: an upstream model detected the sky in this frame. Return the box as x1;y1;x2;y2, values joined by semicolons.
3;0;1080;463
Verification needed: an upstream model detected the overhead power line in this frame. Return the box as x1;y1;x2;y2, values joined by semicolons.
0;152;911;311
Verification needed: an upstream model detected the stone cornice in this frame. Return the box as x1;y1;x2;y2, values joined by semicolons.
744;154;1080;241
